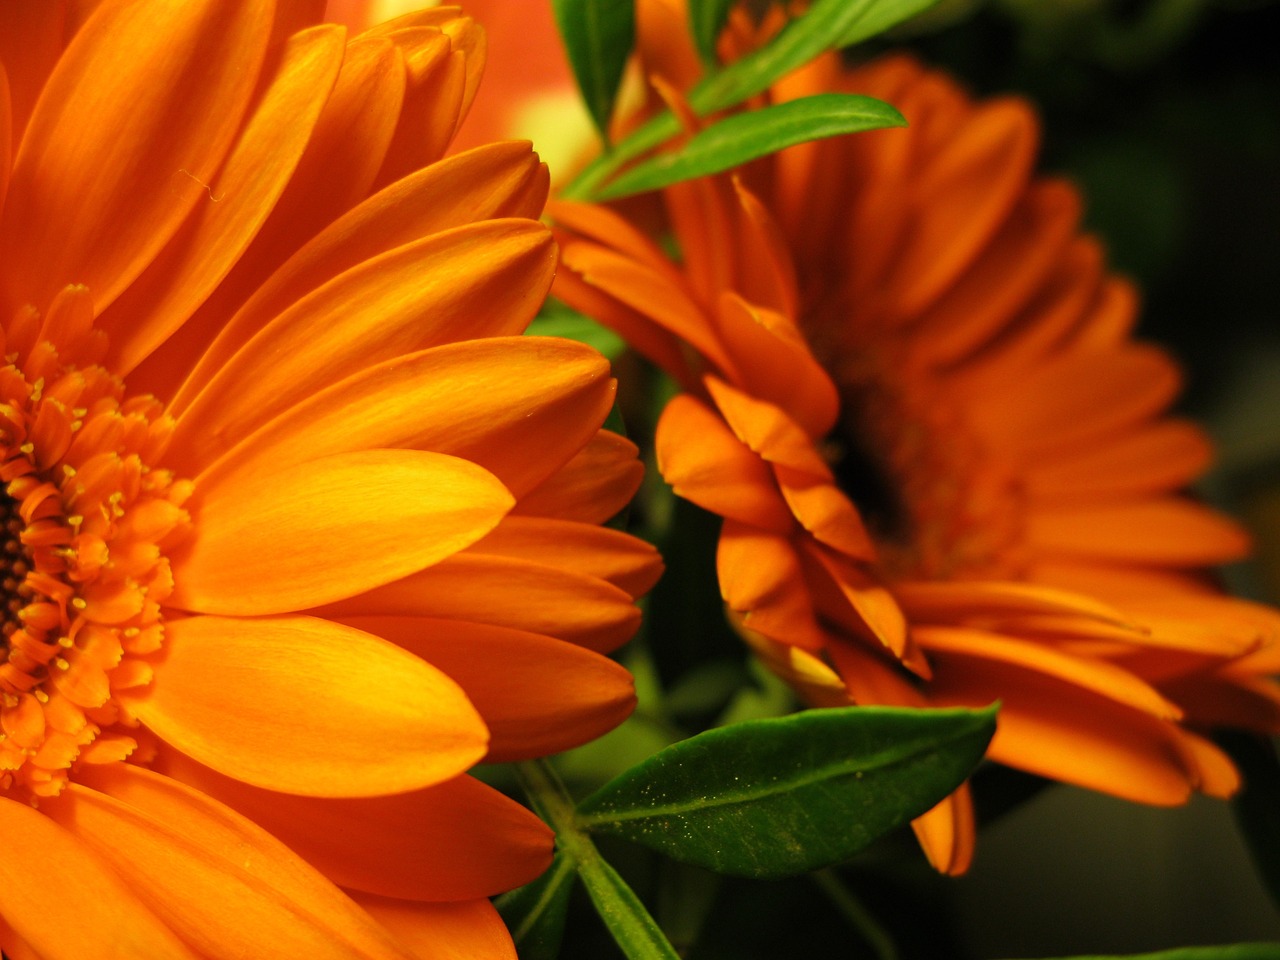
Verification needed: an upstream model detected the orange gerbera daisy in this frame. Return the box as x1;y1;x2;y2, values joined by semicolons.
552;17;1280;874
0;1;659;956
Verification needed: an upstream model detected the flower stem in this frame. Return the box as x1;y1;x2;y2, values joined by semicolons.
811;868;899;960
515;759;682;960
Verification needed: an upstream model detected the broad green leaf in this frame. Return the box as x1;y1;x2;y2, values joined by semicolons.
577;705;997;878
551;0;635;143
495;852;576;960
597;93;904;200
996;945;1280;960
1221;732;1280;910
689;0;736;65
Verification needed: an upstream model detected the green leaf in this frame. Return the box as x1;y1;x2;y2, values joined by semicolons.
597;93;904;200
563;0;938;199
689;0;736;65
835;0;945;46
527;298;627;361
550;0;635;143
575;850;683;960
688;0;941;116
1221;732;1280;910
577;705;997;879
516;759;684;960
995;945;1280;960
495;852;576;960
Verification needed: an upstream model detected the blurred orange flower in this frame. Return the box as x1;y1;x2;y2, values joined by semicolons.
0;1;657;956
553;23;1280;873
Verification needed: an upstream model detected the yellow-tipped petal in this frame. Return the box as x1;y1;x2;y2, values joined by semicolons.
170;449;513;615
128;615;487;797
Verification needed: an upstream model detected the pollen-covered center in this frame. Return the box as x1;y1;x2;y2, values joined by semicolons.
0;496;35;639
0;291;192;801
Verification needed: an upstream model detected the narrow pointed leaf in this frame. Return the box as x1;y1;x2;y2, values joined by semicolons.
689;0;735;65
551;0;635;142
516;760;680;960
690;0;940;113
495;852;576;960
577;705;997;878
835;0;942;45
564;0;938;199
597;93;904;200
576;852;681;960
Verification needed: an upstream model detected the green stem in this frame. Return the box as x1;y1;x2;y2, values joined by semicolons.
516;759;683;960
812;869;899;960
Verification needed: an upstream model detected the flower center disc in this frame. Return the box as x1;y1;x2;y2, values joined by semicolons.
0;308;192;801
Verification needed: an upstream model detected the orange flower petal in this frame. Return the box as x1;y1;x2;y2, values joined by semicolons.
774;463;876;560
0;66;10;215
350;895;516;960
705;375;833;477
320;556;641;654
170;449;513;615
513;429;644;525
964;343;1181;456
371;26;463;188
470;516;663;597
552;247;694;382
559;242;735;374
230;33;407;291
718;521;827;651
99;24;346;375
344;615;637;761
887;97;1038;318
549;198;687;282
158;750;551;900
714;292;839;438
911;783;975;877
0;795;199;960
48;767;416;960
656;394;796;532
1024;419;1213;504
915;625;1184;719
168;219;555;470
915;178;1080;365
1026;497;1251;567
198;337;613;501
927;652;1201;804
801;542;914;666
251;140;550;333
128;615;486;797
0;3;63;146
136;139;550;402
0;0;272;313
